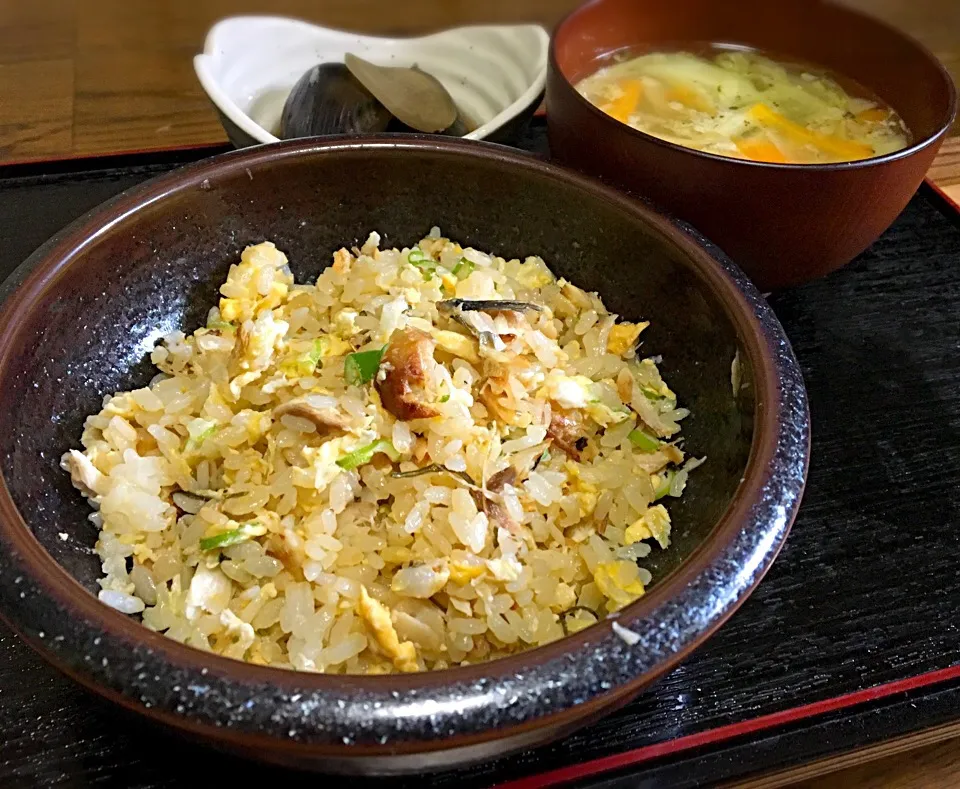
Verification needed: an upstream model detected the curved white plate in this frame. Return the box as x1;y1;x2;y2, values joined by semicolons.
194;16;549;145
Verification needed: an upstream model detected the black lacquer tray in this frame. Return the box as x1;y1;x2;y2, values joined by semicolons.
1;122;959;788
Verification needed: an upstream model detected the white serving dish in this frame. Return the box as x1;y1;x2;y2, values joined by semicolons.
194;16;549;146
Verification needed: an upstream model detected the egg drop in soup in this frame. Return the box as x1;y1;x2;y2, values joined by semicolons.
575;48;911;164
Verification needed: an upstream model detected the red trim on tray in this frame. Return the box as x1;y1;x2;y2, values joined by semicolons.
496;663;960;789
926;178;960;214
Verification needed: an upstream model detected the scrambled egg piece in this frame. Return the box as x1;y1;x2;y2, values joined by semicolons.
625;504;672;549
202;381;231;415
486;555;523;583
233;408;271;444
323;335;352;357
559;279;594;310
543;372;595;409
637;359;676;400
331;248;352;273
449;560;486;585
294;439;345;492
576;486;598;518
380;546;415;565
132;542;157;564
515;257;555;289
218;242;293;324
607;322;648;356
185;564;232;620
219;298;242;322
334;309;359;337
280;335;350;376
594;560;646;609
659;443;685;465
564;608;597;634
543;372;629;427
365;664;392;675
587;403;629;428
255;281;288;314
184;417;217;454
439;271;458;292
228;371;261;400
358;586;418;673
565;465;599;518
552;583;577;612
222;282;288;322
101;392;139;419
219;609;256;660
238;312;289;372
431;329;480;364
225;311;290;400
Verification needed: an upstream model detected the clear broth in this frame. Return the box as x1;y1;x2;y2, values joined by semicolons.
575;45;911;164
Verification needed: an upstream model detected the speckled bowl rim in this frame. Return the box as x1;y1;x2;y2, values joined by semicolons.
0;136;809;754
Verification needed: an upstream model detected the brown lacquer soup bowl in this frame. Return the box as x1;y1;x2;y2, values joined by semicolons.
0;137;808;774
548;0;958;291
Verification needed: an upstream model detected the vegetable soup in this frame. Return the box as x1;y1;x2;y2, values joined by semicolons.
575;47;910;164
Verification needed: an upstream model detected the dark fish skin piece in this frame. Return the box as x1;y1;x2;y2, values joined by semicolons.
439;300;542;351
438;299;542;313
547;409;583;460
390;464;478;488
486;466;518;492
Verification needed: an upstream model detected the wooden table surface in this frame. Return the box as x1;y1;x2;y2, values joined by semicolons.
1;0;959;206
1;1;959;787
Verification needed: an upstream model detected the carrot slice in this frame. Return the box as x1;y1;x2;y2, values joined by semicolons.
735;137;789;163
602;80;643;123
665;84;714;114
748;103;874;160
855;107;890;124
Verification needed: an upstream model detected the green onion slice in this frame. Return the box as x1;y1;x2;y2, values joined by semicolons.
344;347;385;386
199;522;264;552
336;439;400;470
628;429;660;452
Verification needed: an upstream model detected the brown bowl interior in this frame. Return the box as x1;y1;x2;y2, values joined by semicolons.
548;0;958;290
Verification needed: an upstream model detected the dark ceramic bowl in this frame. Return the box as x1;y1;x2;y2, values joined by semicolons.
547;0;958;291
0;137;808;774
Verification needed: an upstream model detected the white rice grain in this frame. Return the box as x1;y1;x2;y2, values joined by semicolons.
61;232;698;676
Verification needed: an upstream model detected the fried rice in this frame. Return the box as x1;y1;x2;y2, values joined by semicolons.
62;230;702;674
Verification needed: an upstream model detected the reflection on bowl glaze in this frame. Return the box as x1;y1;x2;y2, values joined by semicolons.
0;137;808;774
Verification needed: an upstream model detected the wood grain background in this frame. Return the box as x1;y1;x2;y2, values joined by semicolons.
0;0;958;205
1;1;960;787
